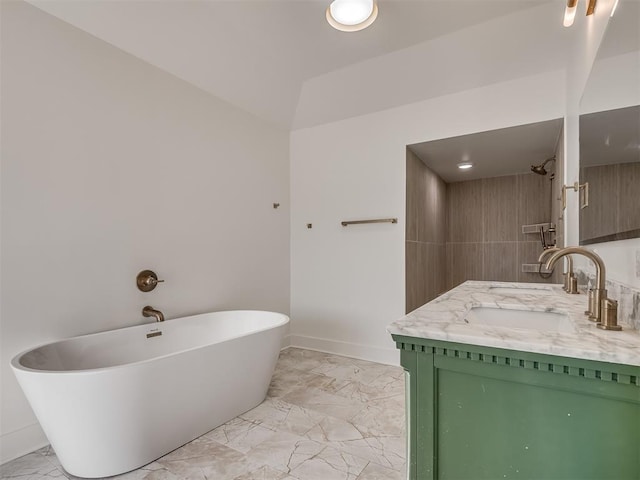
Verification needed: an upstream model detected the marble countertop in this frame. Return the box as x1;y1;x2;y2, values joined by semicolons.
387;281;640;367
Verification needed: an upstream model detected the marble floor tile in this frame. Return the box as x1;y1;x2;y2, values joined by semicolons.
155;437;250;480
103;462;177;480
267;368;328;398
303;415;405;472
305;416;364;444
336;435;405;472
365;371;405;394
290;446;368;480
232;465;297;480
276;348;332;373
240;397;325;436
349;398;405;437
282;387;366;421
355;462;404;480
33;448;60;468
243;430;326;475
309;358;390;386
313;376;404;405
0;452;66;480
1;348;406;480
202;417;276;453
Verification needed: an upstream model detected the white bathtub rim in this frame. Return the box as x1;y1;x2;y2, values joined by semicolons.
11;310;289;375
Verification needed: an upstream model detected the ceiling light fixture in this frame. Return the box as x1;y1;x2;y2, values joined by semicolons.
457;162;473;170
563;0;597;27
563;0;578;27
326;0;378;32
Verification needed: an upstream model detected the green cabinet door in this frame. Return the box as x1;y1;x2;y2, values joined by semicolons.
395;337;640;480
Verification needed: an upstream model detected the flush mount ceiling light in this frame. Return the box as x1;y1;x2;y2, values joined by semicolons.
326;0;378;32
457;162;473;170
563;0;597;27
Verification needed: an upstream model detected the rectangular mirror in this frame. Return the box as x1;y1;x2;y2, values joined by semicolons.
579;1;640;245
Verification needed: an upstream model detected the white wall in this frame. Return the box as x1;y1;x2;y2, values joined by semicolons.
290;70;566;364
0;1;289;463
580;51;640;115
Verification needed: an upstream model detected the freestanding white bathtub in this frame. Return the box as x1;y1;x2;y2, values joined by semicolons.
11;310;289;478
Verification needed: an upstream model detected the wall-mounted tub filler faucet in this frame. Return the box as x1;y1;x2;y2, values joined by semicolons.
538;247;578;294
544;247;620;330
142;306;165;322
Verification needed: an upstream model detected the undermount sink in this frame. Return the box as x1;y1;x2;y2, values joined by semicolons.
464;306;575;333
489;285;553;295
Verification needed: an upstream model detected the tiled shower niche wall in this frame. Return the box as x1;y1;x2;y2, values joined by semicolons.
445;173;562;289
406;149;562;313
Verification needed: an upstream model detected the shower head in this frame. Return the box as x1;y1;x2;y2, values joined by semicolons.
531;156;556;175
531;164;548;175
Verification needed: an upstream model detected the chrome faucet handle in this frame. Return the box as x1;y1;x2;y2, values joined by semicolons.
136;270;164;292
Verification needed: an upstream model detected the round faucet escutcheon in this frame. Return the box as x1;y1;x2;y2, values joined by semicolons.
136;270;164;292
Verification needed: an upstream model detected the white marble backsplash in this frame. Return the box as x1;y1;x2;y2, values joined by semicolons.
388;281;640;367
574;269;640;331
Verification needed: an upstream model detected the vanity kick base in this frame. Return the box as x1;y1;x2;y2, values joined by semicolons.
394;336;640;480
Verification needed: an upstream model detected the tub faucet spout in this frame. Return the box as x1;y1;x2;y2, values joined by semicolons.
142;306;165;322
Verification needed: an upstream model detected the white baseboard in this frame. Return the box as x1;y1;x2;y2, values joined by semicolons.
0;423;48;465
288;334;400;366
280;333;292;350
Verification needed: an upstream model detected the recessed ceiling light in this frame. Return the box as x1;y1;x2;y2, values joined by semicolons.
457;162;473;170
326;0;378;32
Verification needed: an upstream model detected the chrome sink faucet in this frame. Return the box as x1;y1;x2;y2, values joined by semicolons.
142;306;165;322
544;247;620;330
538;247;578;294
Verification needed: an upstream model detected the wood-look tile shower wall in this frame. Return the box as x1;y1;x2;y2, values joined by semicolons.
445;173;556;289
406;150;562;313
406;150;447;313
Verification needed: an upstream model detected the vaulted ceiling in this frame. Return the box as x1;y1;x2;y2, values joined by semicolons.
25;1;619;130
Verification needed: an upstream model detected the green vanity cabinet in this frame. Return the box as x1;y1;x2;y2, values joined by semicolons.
393;335;640;480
